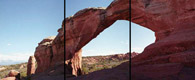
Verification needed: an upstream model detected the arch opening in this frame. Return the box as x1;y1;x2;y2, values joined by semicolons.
83;20;129;56
131;22;155;53
81;20;129;74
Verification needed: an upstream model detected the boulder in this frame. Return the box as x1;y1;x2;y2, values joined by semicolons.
8;70;19;77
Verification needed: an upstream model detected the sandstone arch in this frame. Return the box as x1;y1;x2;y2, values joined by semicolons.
131;0;195;65
131;0;195;79
65;0;129;76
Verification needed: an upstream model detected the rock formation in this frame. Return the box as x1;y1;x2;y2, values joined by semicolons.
34;36;56;73
131;0;195;79
27;56;36;76
32;20;64;80
65;0;129;76
65;49;82;77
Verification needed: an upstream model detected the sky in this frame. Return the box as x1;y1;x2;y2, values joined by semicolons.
131;23;155;53
0;0;63;65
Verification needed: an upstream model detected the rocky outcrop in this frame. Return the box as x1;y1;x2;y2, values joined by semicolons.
27;56;36;76
65;0;129;76
32;20;64;80
34;36;56;73
131;0;195;79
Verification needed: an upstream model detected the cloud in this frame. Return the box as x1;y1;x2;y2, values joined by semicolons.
7;43;12;46
0;52;33;65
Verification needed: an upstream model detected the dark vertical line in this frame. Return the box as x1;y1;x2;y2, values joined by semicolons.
129;0;131;80
64;0;66;80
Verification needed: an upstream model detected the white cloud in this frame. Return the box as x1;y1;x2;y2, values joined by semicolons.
0;52;33;65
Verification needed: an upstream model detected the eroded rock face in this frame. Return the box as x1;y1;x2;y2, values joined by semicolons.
65;0;129;76
131;0;195;79
131;0;195;63
35;36;56;73
27;56;36;76
66;49;82;77
33;20;64;80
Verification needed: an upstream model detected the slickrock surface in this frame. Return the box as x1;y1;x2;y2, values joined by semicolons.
65;0;129;76
27;56;36;76
131;0;195;79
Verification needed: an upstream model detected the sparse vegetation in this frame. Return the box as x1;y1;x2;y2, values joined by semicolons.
81;55;129;75
0;63;27;79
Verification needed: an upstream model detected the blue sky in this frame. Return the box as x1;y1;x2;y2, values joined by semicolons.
66;0;130;56
131;23;155;53
0;0;63;65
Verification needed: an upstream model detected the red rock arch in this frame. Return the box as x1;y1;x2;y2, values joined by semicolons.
131;0;195;65
65;0;129;76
